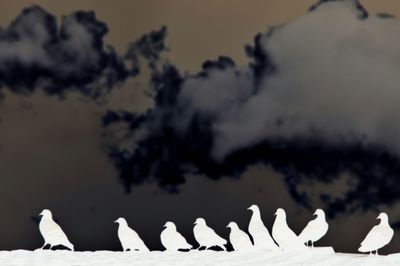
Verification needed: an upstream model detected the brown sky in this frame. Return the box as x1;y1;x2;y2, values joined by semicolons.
0;0;400;253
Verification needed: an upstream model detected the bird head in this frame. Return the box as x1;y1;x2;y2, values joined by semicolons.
377;212;389;222
226;221;237;229
194;218;205;225
39;209;52;219
164;221;176;229
275;208;286;217
313;209;325;217
114;217;127;225
247;204;259;212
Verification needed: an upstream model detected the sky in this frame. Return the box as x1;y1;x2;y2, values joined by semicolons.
1;0;400;254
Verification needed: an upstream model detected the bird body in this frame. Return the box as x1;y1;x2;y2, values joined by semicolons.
298;209;329;247
227;222;253;251
358;213;394;254
247;205;279;251
272;208;306;251
115;218;149;252
193;218;227;250
38;209;74;251
161;221;192;251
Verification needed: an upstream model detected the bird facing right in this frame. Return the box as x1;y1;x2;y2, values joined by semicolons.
358;212;394;255
298;209;329;247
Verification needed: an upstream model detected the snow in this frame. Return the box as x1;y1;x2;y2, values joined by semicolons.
0;248;399;266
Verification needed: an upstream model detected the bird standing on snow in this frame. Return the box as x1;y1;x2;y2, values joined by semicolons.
161;221;192;251
298;209;328;247
114;217;149;252
247;205;279;251
272;208;306;251
193;218;227;251
38;209;74;251
227;222;253;251
358;212;394;255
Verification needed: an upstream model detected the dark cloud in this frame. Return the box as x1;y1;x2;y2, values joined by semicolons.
125;26;168;73
102;0;400;219
0;5;138;100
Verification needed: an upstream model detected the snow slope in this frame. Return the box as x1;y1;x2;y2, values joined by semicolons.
0;249;399;266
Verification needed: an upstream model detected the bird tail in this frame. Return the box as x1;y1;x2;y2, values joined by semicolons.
297;233;307;244
142;244;150;252
66;242;74;252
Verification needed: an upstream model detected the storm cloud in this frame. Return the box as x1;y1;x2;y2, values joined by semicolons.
102;0;400;217
0;5;138;99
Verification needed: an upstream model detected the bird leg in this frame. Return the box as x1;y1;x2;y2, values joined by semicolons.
40;243;48;250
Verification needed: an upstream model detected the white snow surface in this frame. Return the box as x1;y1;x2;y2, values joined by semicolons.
1;249;400;266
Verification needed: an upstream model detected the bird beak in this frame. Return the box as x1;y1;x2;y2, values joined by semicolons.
247;207;251;210
114;220;118;223
194;221;197;225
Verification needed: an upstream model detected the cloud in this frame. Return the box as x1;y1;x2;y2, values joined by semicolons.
103;0;400;216
0;5;158;100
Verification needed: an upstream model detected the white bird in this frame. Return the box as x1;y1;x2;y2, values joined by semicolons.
114;217;149;252
272;208;306;251
298;209;329;247
227;222;253;251
161;221;192;251
38;209;74;251
358;212;394;255
247;204;279;251
193;218;227;251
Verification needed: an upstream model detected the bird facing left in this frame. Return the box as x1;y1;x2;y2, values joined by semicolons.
38;209;74;251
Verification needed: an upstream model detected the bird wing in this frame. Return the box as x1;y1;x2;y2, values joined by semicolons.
162;229;191;250
248;220;278;250
204;226;227;245
42;220;71;246
125;227;149;251
360;225;387;248
175;231;192;248
236;230;253;248
298;220;317;242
